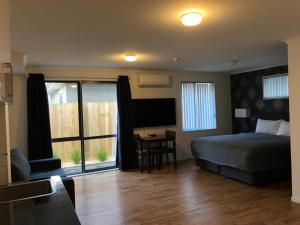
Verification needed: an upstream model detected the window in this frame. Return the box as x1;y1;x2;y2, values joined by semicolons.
181;82;216;131
263;74;289;99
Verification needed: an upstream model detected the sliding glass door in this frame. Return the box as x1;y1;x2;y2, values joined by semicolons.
82;83;118;171
46;81;118;175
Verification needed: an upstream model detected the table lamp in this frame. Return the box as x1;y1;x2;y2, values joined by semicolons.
235;108;251;132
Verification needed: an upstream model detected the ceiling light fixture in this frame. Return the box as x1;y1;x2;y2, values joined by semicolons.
227;59;239;66
181;9;203;27
124;54;138;62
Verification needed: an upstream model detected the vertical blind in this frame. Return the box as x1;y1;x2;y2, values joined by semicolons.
181;82;216;131
263;74;289;99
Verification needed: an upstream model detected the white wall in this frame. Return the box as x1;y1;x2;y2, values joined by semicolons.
286;36;300;203
23;66;232;161
0;0;11;184
0;0;10;63
9;74;27;154
7;52;28;156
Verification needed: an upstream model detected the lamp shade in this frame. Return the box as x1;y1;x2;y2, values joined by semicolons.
235;108;250;118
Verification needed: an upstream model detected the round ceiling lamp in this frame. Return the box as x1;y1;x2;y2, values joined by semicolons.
181;9;203;27
124;54;138;62
227;59;239;66
173;57;181;62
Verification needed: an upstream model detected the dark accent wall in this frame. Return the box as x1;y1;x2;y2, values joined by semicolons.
231;65;289;134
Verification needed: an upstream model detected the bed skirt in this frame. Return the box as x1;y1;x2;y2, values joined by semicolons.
195;158;291;186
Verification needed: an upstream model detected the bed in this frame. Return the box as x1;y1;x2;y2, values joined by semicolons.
191;132;291;185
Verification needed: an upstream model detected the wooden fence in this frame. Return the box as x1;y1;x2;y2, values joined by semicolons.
49;102;118;164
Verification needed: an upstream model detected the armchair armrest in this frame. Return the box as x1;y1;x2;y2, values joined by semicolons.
62;177;75;208
29;157;61;172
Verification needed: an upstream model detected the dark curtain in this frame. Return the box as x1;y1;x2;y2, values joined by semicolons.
116;76;138;170
27;73;53;160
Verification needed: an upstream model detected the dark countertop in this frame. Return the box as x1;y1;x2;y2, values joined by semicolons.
0;177;81;225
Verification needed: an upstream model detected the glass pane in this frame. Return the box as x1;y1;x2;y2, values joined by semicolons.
46;82;79;138
263;75;289;99
182;82;216;131
52;141;82;174
84;137;117;171
82;83;118;137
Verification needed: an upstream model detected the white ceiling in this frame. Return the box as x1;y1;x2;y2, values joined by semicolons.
10;0;300;72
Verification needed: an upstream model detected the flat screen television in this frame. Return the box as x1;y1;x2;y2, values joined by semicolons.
133;98;176;128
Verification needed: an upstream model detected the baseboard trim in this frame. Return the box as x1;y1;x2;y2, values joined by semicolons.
291;196;300;204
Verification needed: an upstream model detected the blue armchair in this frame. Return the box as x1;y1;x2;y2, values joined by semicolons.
10;149;75;207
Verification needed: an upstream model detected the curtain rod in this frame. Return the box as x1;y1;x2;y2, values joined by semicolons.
44;77;119;82
27;74;130;81
263;73;288;78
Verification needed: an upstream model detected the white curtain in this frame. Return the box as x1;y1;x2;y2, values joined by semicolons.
263;74;289;99
182;82;216;131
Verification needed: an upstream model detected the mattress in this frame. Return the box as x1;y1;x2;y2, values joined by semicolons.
191;133;290;172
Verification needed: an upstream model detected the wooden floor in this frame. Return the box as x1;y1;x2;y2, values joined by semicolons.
74;160;300;225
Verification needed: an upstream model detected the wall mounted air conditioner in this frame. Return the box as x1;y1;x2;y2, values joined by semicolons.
138;74;170;87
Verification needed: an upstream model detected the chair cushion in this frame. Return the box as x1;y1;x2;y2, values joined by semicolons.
29;168;66;181
10;149;31;182
45;168;66;177
29;172;47;181
29;157;62;172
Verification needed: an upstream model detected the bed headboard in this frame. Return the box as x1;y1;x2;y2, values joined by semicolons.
231;65;289;133
257;111;290;121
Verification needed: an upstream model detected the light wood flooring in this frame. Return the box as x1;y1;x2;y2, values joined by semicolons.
74;160;300;225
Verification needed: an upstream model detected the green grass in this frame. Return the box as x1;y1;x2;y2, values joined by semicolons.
53;149;60;158
71;148;81;164
97;148;108;162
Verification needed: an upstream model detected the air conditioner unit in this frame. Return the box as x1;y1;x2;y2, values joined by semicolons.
138;74;170;87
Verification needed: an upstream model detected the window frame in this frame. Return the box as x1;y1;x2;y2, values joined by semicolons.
181;81;217;132
262;73;289;100
46;80;118;174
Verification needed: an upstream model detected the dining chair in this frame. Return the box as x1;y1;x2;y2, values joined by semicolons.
162;130;177;169
134;134;160;173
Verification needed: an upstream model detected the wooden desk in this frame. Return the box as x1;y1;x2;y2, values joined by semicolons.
139;135;166;173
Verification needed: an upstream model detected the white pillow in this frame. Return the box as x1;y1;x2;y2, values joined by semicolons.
276;120;290;136
255;118;281;135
